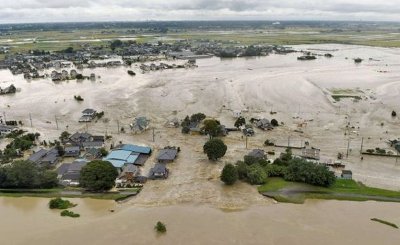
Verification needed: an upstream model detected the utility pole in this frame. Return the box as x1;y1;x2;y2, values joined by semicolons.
152;128;155;142
346;138;351;158
245;135;248;149
29;113;32;127
287;136;290;148
2;111;6;123
360;137;364;154
117;120;120;134
55;115;59;130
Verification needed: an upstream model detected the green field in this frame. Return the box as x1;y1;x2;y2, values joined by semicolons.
0;188;140;201
258;178;400;204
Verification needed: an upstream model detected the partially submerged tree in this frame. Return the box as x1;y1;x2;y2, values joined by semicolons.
203;138;227;161
220;163;238;185
202;119;222;138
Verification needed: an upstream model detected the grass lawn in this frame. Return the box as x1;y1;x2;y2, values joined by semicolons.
258;178;400;204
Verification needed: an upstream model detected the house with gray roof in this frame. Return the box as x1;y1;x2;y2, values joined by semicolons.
28;148;60;166
58;159;88;186
149;163;169;179
247;149;266;160
64;146;80;157
157;148;178;163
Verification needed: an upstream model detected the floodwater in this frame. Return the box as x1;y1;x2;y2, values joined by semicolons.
0;197;400;245
1;44;400;244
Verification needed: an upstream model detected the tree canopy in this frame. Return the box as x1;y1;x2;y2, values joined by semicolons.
79;160;118;191
203;138;227;161
0;160;58;188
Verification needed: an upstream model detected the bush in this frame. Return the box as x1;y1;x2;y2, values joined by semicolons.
246;164;267;185
155;221;167;233
234;117;246;128
264;139;274;146
181;126;190;134
60;210;80;218
392;111;397;117
49;198;76;209
220;164;238;185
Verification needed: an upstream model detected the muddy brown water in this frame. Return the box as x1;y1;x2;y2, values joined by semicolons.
0;197;400;245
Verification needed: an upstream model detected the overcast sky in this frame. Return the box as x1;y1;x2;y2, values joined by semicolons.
1;0;400;23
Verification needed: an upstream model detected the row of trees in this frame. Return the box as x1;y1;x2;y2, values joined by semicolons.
0;161;58;188
220;148;335;187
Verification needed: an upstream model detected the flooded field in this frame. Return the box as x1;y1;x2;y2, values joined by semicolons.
1;197;400;245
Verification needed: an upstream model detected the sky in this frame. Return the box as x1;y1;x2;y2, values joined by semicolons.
1;0;400;23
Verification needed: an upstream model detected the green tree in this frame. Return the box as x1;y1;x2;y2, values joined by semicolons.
234;116;246;128
271;119;279;127
3;161;39;188
220;163;238;185
202;119;222;138
59;131;70;142
190;113;206;123
80;160;118;191
203;138;227;161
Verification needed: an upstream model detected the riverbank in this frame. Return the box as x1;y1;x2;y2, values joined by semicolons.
0;188;140;201
259;178;400;204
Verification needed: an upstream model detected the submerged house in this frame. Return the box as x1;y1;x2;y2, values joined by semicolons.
156;147;178;163
130;117;150;132
116;164;140;185
0;124;17;136
301;147;320;160
341;170;353;180
149;163;169;179
247;149;266;160
79;109;97;122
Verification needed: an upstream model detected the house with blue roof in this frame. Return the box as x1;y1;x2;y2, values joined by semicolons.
103;144;151;169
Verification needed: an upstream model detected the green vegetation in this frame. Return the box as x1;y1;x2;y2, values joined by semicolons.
1;132;39;163
202;119;223;138
49;197;77;209
220;164;238;185
371;218;398;229
154;221;167;233
234;116;246;128
258;178;400;204
203;138;227;161
59;131;70;142
60;210;80;218
80;160;119;191
0;161;58;189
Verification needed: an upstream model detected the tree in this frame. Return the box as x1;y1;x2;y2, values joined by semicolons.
271;119;279;127
220;164;238;185
190;113;206;123
202;119;222;138
234;116;246;128
3;160;39;188
80;160;118;191
203;138;227;161
392;111;397;117
59;131;70;142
